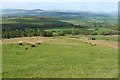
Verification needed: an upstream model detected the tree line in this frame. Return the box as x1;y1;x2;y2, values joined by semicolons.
2;16;119;38
2;28;118;39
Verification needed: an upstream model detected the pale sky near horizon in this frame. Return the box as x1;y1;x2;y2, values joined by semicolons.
0;0;119;2
1;0;119;13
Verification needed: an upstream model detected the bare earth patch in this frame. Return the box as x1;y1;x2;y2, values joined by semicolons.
80;37;118;49
2;36;118;49
2;37;46;44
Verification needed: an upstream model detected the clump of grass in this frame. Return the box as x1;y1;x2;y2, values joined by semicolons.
106;38;109;41
25;47;28;50
85;41;89;44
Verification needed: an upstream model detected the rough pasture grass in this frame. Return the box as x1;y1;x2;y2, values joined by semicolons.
88;35;118;42
60;19;88;25
45;27;71;32
91;28;115;35
2;19;19;24
2;38;118;78
2;17;63;25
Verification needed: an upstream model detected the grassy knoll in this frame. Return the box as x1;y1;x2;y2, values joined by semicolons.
2;37;118;78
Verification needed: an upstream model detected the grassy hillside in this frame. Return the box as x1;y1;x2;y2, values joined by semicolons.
2;37;118;78
2;17;73;29
2;9;118;78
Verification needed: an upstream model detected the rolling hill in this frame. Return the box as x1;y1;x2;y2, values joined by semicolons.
2;9;115;20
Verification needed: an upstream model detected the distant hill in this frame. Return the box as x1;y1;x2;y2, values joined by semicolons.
2;9;116;20
30;9;44;12
2;9;44;15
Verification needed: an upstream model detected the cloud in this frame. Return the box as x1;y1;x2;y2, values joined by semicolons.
0;0;119;2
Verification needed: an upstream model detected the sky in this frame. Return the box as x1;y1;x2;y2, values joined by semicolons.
0;0;119;2
0;0;119;13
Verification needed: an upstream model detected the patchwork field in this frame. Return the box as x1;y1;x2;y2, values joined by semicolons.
1;4;118;79
2;36;118;78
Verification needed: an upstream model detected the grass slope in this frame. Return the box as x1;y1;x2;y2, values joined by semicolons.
2;37;118;78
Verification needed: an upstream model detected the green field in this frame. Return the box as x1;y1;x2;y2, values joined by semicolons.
2;15;118;78
2;17;59;24
60;19;88;25
87;35;118;42
2;37;118;78
2;17;118;39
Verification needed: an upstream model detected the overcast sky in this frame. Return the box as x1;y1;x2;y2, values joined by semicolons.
0;0;119;2
1;0;118;13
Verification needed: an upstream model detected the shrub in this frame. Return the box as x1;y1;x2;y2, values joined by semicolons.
92;32;98;35
106;38;109;41
25;47;28;49
95;28;98;30
57;31;65;36
43;31;53;37
53;33;58;37
91;37;96;40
